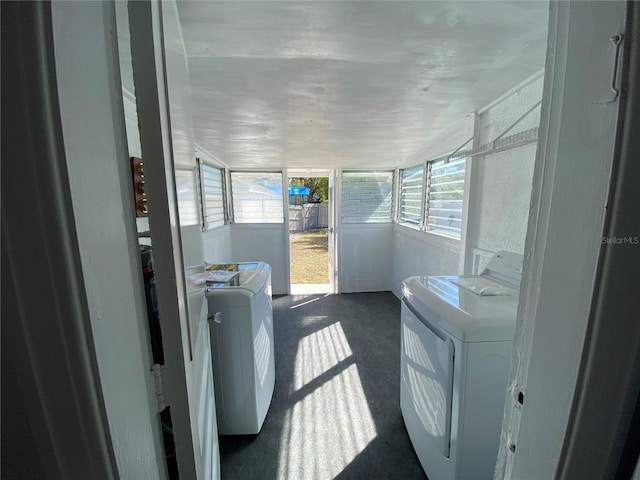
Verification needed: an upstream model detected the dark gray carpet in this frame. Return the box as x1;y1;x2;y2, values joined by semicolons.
219;292;427;480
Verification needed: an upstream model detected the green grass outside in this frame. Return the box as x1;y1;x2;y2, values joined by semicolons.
289;228;329;284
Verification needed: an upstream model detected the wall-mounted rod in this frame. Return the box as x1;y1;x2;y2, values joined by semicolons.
447;135;475;162
493;100;542;143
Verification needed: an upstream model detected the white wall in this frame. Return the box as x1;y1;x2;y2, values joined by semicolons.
116;0;151;238
339;224;394;293
123;91;142;157
464;74;544;270
181;225;205;267
122;92;151;236
52;2;166;478
203;225;233;264
402;114;475;168
229;224;289;294
391;226;459;297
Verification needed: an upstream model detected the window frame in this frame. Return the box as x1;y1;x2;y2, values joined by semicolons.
174;167;201;227
197;158;227;232
424;156;465;240
397;163;426;229
395;156;466;241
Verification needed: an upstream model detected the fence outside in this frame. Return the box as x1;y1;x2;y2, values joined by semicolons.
289;204;329;232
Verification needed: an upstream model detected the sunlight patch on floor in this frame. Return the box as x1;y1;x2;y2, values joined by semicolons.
298;315;329;327
293;322;352;391
290;297;320;309
277;322;377;479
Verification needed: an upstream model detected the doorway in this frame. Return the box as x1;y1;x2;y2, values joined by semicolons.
287;171;335;294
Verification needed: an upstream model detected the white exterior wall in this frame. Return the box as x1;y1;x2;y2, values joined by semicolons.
464;74;544;268
51;2;166;478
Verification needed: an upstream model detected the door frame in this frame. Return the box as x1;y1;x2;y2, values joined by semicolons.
495;2;639;478
328;169;339;293
556;3;640;477
2;2;130;478
286;168;337;293
129;1;218;478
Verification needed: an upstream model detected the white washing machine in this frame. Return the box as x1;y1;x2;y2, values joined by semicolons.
206;262;275;435
400;251;523;480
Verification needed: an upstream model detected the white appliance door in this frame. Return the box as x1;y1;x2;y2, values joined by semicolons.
251;279;276;429
401;301;454;457
129;1;219;478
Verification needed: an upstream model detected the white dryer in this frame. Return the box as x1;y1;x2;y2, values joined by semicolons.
400;251;523;480
206;262;275;435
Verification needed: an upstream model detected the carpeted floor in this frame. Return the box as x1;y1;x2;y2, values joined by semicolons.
219;292;427;480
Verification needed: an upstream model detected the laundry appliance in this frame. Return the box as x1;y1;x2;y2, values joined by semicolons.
400;251;524;479
205;262;275;435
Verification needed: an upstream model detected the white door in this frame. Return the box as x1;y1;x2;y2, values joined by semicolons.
128;1;219;479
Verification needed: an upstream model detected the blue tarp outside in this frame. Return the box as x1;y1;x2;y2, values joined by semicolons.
288;186;310;195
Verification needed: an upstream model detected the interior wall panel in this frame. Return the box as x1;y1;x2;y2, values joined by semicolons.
339;224;394;293
391;227;459;298
229;225;288;295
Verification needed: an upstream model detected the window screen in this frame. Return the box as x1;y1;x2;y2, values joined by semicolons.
341;171;394;223
230;172;284;223
425;158;465;239
398;164;424;228
200;162;225;230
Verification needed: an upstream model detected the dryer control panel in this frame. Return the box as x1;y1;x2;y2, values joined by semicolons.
482;251;524;289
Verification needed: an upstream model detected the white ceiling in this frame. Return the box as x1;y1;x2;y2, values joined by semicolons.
177;1;549;169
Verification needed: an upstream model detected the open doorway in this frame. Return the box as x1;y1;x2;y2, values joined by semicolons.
288;171;334;294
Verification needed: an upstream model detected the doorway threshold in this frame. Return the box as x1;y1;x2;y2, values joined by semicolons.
290;284;333;295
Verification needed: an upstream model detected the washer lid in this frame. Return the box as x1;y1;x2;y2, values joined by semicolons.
402;275;519;342
206;262;270;294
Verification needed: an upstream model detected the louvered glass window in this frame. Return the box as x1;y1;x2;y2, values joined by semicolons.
230;172;284;223
200;163;225;230
398;164;425;228
425;157;465;239
341;171;394;223
175;168;200;226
